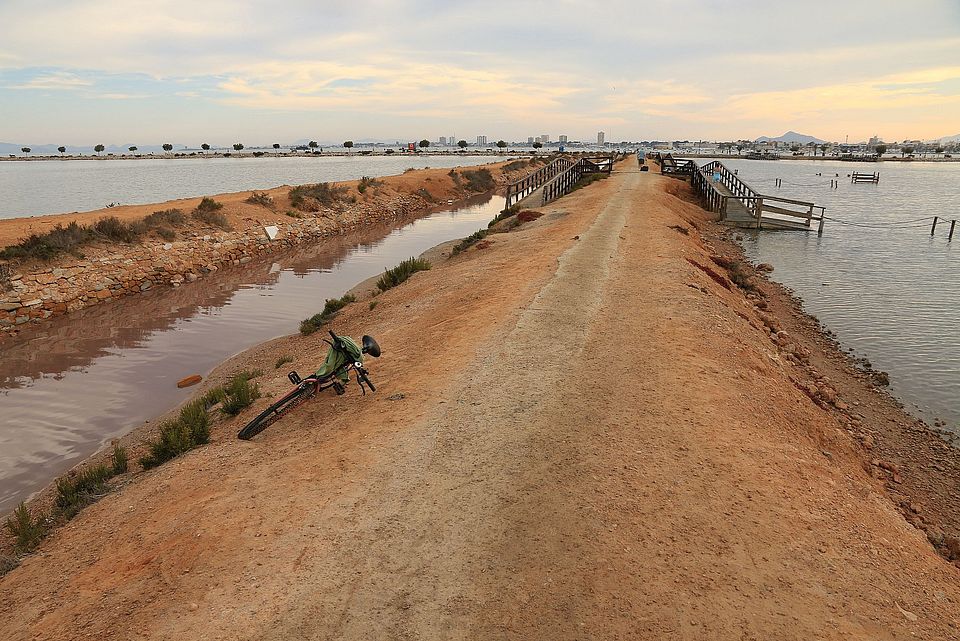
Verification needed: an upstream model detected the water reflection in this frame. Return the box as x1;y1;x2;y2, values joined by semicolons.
0;193;503;513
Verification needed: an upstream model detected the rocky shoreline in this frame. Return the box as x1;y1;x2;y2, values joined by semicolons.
690;193;960;567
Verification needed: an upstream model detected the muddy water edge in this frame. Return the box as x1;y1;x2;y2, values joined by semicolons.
0;193;505;516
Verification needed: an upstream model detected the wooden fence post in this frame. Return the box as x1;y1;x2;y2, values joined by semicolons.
931;216;939;236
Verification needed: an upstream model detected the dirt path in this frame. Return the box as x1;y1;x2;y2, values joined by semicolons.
2;164;959;640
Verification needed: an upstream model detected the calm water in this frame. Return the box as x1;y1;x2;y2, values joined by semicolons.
717;159;959;432
0;155;502;219
0;194;504;514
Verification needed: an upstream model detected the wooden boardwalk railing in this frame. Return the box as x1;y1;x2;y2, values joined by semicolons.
541;156;612;205
691;160;826;232
652;152;697;177
504;154;616;209
504;157;573;209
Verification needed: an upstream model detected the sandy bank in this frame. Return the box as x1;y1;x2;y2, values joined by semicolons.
2;162;959;639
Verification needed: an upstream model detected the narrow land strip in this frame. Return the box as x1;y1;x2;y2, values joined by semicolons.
1;163;958;640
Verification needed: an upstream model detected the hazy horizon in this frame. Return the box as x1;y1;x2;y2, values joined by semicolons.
2;1;959;145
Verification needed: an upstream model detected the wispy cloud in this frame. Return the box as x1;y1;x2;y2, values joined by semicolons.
6;71;92;90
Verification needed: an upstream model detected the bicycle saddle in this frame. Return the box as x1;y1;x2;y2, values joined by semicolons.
362;335;381;358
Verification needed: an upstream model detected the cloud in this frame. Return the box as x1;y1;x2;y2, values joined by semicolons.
6;71;92;90
216;58;582;120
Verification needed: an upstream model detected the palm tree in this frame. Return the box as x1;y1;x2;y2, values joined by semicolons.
457;140;468;152
233;143;244;154
272;143;281;155
308;141;319;152
496;140;507;152
201;143;210;154
162;144;173;154
532;141;543;153
57;146;66;156
20;147;30;156
128;146;137;154
94;144;105;156
343;141;354;151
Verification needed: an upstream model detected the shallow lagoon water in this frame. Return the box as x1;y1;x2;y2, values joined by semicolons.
718;159;959;434
0;194;504;514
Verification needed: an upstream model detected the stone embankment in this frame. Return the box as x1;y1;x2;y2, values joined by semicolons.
0;161;529;333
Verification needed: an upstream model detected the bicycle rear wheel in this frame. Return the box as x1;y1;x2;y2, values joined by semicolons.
237;383;316;440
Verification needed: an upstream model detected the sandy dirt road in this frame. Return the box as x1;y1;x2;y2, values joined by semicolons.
2;163;958;640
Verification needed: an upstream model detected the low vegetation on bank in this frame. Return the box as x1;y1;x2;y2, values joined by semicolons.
0;199;231;263
300;294;357;335
191;197;231;230
0;209;193;261
1;368;269;574
289;182;350;211
245;191;274;207
376;257;431;292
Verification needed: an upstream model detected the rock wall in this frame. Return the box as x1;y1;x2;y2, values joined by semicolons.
0;195;429;332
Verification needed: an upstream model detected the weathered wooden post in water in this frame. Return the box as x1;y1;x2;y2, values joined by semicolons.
931;216;938;236
950;220;956;241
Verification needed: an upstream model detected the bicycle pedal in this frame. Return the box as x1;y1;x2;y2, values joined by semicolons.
288;371;302;385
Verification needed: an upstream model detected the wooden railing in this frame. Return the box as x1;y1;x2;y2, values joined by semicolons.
541;156;613;205
653;152;697;177
504;157;573;208
692;160;825;230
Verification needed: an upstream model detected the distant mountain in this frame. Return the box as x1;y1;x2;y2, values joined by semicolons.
939;133;960;142
755;131;825;144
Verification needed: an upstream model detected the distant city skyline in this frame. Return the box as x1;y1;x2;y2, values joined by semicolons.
1;1;958;145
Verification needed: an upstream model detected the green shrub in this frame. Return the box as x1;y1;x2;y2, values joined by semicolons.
300;294;356;335
55;464;112;518
245;191;274;207
139;420;198;470
111;443;128;474
156;227;176;241
289;183;349;210
461;168;495;191
195;197;223;213
221;371;262;415
369;300;378;311
139;391;222;469
93;216;144;242
275;355;294;369
376;258;431;292
143;208;186;227
0;222;93;260
487;208;517;227
357;176;382;193
452;229;490;254
5;503;47;554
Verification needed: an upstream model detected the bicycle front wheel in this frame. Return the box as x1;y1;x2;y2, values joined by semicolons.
237;383;316;440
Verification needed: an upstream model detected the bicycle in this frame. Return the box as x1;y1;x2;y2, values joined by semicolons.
237;330;381;440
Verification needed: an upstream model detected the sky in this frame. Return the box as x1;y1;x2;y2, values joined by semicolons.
1;0;959;146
